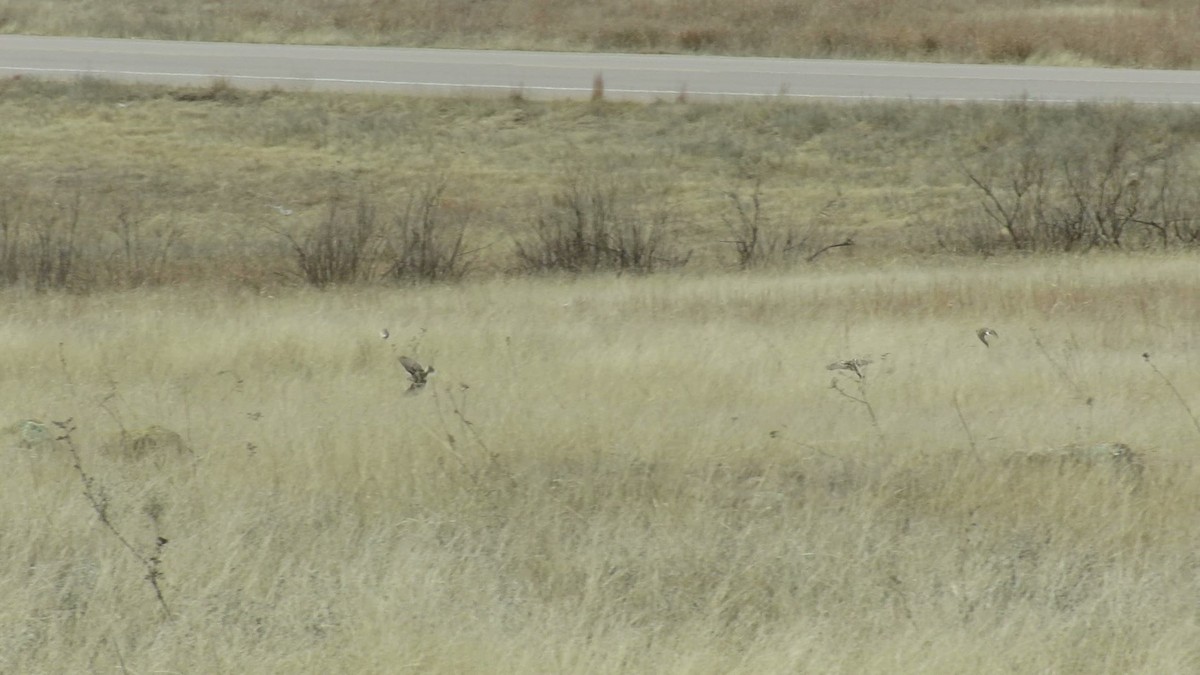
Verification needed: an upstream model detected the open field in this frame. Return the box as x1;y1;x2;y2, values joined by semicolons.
5;254;1200;672
2;77;1199;291
4;78;1200;671
2;0;1198;68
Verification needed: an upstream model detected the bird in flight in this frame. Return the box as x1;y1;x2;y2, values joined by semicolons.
399;356;435;394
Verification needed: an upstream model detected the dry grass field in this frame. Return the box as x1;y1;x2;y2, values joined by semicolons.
3;77;1200;672
1;0;1198;68
2;76;1198;289
5;256;1200;672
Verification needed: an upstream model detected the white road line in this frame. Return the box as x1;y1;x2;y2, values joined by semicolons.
0;65;1076;103
5;35;1200;104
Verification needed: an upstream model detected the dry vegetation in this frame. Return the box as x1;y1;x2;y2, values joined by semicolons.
1;0;1198;68
1;77;1198;291
5;256;1200;672
3;77;1200;671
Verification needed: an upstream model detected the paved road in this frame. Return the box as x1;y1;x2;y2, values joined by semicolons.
2;34;1198;104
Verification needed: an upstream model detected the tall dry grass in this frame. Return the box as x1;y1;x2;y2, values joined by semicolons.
4;254;1200;671
1;0;1197;68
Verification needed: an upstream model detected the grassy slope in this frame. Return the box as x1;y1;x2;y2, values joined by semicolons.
0;0;1197;68
4;257;1200;672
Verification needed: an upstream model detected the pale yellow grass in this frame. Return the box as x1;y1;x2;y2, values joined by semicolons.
4;253;1200;672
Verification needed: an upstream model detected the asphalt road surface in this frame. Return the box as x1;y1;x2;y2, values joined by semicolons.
2;34;1198;104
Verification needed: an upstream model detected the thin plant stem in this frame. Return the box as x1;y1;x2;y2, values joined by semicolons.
952;392;978;454
1143;352;1200;440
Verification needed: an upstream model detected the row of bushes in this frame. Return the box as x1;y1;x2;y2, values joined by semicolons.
267;174;700;288
0;180;184;291
271;172;869;286
0;172;855;291
2;131;1198;290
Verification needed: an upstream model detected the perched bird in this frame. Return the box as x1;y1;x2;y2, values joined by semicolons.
977;327;998;347
399;356;435;394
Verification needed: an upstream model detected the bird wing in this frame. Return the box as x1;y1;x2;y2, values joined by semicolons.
399;356;423;379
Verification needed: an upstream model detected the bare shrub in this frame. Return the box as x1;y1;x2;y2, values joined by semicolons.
960;105;1195;253
722;180;852;269
1131;151;1200;247
0;177;188;291
104;199;185;287
380;178;474;284
270;178;477;287
926;206;1007;256
273;196;381;288
514;171;690;275
0;193;26;287
0;183;87;292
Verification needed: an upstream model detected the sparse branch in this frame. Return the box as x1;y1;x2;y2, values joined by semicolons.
829;374;882;443
952;392;978;454
427;386;482;486
54;418;172;620
805;237;854;262
1143;352;1200;441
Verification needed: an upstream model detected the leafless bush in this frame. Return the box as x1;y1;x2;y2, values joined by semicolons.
927;207;1007;256
1132;151;1200;247
104;200;185;287
380;178;475;284
33;189;83;291
960;105;1196;253
0;177;189;291
722;180;852;268
273;196;381;288
514;172;690;275
0;183;84;291
0;194;25;286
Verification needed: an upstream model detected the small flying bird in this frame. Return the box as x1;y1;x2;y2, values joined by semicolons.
399;356;435;394
380;328;390;341
977;328;998;347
